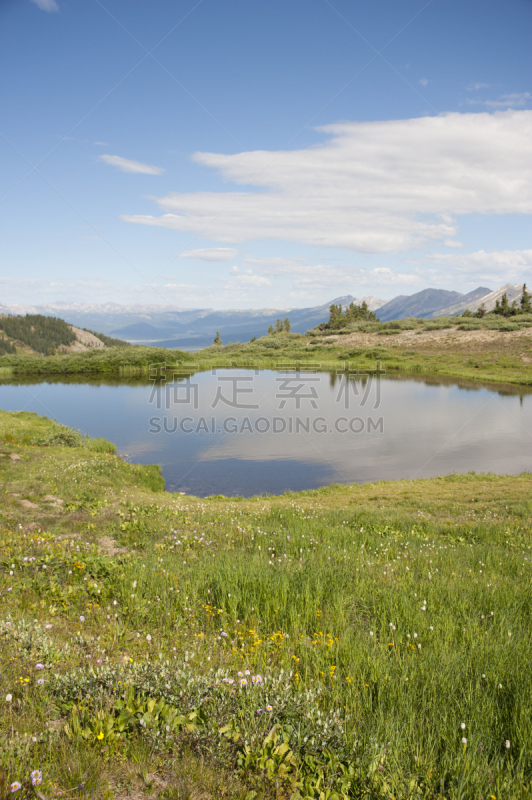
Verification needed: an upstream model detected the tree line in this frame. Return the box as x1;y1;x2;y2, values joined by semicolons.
319;301;378;330
467;285;531;318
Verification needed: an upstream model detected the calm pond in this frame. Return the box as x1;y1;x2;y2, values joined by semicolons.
1;370;531;496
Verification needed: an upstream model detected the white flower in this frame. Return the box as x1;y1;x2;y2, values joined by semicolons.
462;737;467;744
146;634;152;642
506;740;511;749
6;694;12;702
461;723;466;730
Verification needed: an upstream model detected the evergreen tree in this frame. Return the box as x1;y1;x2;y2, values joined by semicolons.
275;318;283;333
213;331;222;345
521;283;531;314
283;317;291;333
475;303;486;318
500;293;509;315
267;324;274;336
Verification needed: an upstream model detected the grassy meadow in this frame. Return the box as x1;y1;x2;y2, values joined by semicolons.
0;411;531;798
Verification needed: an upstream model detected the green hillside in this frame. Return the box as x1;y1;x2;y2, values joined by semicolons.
0;313;76;355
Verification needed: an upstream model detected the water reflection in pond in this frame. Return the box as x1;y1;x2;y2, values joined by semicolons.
0;370;531;496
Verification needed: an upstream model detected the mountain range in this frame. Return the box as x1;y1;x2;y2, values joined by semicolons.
0;283;524;349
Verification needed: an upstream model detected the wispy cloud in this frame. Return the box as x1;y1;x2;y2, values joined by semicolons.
122;110;532;255
178;247;238;261
225;268;271;288
466;92;532;109
30;0;59;12
466;82;490;91
423;248;532;283
419;78;429;87
99;154;165;175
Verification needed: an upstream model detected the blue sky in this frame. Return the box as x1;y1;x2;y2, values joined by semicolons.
1;0;531;309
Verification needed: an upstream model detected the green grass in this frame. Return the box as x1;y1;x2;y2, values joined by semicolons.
1;410;532;798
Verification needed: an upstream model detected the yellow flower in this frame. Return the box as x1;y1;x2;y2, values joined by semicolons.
96;732;104;740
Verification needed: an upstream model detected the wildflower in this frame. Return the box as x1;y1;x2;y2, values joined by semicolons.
462;737;467;744
31;771;43;786
6;694;12;702
45;624;52;630
266;704;273;711
252;675;263;684
37;679;44;686
10;782;21;793
220;631;228;637
244;669;250;675
506;740;511;749
240;678;248;687
97;732;104;740
238;671;244;677
96;659;103;665
498;683;502;689
79;616;85;623
36;663;44;670
146;634;152;642
369;631;373;636
257;708;263;715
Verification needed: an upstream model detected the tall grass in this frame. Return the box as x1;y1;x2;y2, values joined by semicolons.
1;410;531;796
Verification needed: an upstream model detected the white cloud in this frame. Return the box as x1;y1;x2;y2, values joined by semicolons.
443;239;464;248
163;283;201;290
178;247;238;261
424;249;532;283
122;110;532;254
252;263;419;295
419;78;429;87
466;93;532;109
225;269;272;288
467;82;490;91
99;154;165;175
30;0;59;12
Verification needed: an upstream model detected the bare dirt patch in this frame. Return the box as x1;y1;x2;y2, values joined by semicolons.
99;535;127;556
61;326;106;353
321;326;532;356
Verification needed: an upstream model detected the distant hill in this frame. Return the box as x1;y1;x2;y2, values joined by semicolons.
432;283;522;317
377;287;492;321
0;313;127;356
0;297;386;349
